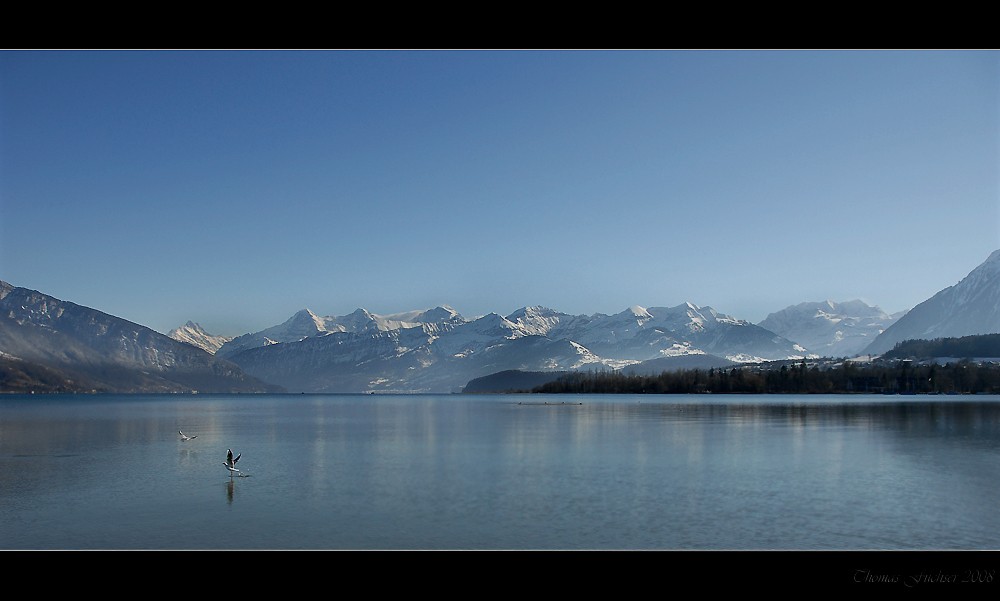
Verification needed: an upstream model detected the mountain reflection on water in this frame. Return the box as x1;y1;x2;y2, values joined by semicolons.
1;393;998;550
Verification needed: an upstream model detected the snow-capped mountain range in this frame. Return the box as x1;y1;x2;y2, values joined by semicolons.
214;306;465;359
758;300;905;358
195;302;810;393
863;249;1000;355
6;249;1000;394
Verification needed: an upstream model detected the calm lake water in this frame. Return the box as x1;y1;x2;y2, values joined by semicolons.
1;393;999;550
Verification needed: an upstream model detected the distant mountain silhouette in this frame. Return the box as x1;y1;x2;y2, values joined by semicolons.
759;300;903;357
463;369;570;393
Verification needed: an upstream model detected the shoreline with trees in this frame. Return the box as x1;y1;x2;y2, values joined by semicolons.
533;358;1000;395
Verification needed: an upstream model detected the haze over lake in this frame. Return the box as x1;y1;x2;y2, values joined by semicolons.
2;393;998;550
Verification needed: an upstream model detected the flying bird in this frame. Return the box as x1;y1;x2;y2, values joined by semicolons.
224;449;242;475
179;430;197;441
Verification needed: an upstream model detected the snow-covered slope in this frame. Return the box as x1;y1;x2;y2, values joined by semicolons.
759;300;904;357
505;305;594;337
168;321;234;355
865;249;1000;355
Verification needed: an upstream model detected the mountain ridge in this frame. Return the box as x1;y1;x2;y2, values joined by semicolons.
213;301;809;393
10;248;1000;394
864;249;1000;355
0;280;280;394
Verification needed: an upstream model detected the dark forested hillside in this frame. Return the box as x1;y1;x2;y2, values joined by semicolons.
533;360;1000;395
463;369;569;393
881;334;1000;360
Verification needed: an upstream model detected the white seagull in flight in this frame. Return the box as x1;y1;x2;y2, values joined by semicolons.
179;430;197;441
224;449;242;476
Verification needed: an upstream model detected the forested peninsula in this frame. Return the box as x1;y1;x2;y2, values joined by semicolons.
534;359;1000;395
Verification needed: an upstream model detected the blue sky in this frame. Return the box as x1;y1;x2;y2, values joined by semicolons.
1;50;998;336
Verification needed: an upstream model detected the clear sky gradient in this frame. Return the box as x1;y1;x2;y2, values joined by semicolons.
1;50;998;336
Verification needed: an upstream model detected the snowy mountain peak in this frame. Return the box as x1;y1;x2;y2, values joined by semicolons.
505;306;567;336
168;322;234;355
629;305;651;319
675;302;728;325
336;308;381;332
509;305;557;317
466;312;524;336
612;305;652;323
371;306;466;334
347;307;374;319
959;248;1000;289
288;308;326;328
478;311;509;324
377;306;463;324
419;306;464;322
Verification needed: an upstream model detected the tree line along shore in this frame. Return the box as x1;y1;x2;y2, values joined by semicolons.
533;359;1000;395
